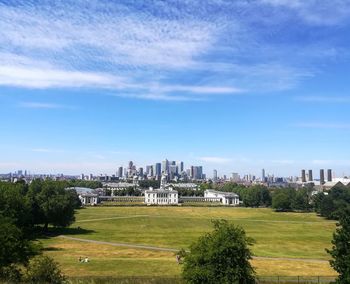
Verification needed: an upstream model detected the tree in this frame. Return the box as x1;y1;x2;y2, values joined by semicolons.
182;220;255;284
272;189;294;211
327;209;350;283
27;180;77;230
24;255;66;284
0;215;36;282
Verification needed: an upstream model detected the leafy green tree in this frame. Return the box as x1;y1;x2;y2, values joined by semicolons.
0;215;36;279
24;255;66;284
292;188;311;211
182;220;255;284
327;209;350;283
27;180;77;230
272;189;294;211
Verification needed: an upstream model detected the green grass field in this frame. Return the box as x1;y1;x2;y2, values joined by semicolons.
40;207;337;278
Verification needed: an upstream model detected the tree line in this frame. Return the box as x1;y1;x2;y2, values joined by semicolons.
0;179;80;283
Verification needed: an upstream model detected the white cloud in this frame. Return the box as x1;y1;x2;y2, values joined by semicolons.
19;102;70;109
260;0;350;26
0;63;126;89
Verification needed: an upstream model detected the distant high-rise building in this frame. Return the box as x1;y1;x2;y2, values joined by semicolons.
308;170;313;182
231;173;240;182
128;161;133;169
327;169;332;182
169;165;177;180
155;163;161;177
118;167;123;178
138;167;143;176
177;161;184;173
213;169;218;181
320;169;325;184
162;159;169;174
262;169;266;182
301;169;306;183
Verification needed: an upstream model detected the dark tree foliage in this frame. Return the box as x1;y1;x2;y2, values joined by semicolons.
0;182;32;233
327;209;350;283
24;255;66;284
314;184;350;220
138;179;160;189
215;183;272;208
27;180;77;230
0;215;36;269
68;179;102;189
182;220;255;284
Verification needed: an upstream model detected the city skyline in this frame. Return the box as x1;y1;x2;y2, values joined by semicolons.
1;1;350;176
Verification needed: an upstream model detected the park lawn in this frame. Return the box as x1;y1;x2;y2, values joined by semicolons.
40;237;337;277
67;207;335;259
39;207;337;277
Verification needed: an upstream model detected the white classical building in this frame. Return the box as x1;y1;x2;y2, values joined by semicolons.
144;175;179;205
67;187;100;206
204;189;240;206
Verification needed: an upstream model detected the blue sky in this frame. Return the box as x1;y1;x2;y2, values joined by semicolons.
1;0;350;177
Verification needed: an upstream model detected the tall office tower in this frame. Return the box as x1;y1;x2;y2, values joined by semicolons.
170;160;176;166
320;169;325;184
169;165;177;180
301;169;306;183
128;161;133;169
231;172;239;182
308;170;313;182
118;167;123;178
162;159;169;174
145;165;152;176
138;167;143;177
192;166;202;180
198;166;203;179
89;173;93;180
190;166;194;179
262;169;266;182
327;169;332;182
213;169;218;181
177;161;184;173
155;163;161;177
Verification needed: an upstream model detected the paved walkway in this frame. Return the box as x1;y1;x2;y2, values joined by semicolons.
58;235;329;263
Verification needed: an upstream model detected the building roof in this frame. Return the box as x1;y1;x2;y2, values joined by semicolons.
205;189;239;198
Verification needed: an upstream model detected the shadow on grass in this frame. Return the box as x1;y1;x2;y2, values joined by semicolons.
39;226;95;239
41;246;63;252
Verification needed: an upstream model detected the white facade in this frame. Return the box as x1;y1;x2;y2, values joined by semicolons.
144;187;178;205
80;194;99;205
204;189;240;206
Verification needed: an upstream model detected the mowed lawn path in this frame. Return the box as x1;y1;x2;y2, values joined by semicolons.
41;207;337;277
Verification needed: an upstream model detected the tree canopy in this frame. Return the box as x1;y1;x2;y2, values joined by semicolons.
182;220;255;284
327;209;350;283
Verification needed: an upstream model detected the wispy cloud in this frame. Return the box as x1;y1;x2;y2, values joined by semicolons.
19;102;72;109
0;0;344;101
260;0;350;26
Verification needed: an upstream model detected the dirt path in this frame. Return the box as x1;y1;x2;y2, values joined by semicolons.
58;235;329;263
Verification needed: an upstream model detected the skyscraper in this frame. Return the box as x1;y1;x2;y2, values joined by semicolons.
320;169;325;184
162;159;169;174
155;163;161;177
262;169;266;182
138;167;143;177
327;169;332;182
213;169;218;181
308;170;313;182
117;166;123;178
177;161;184;173
301;169;306;183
